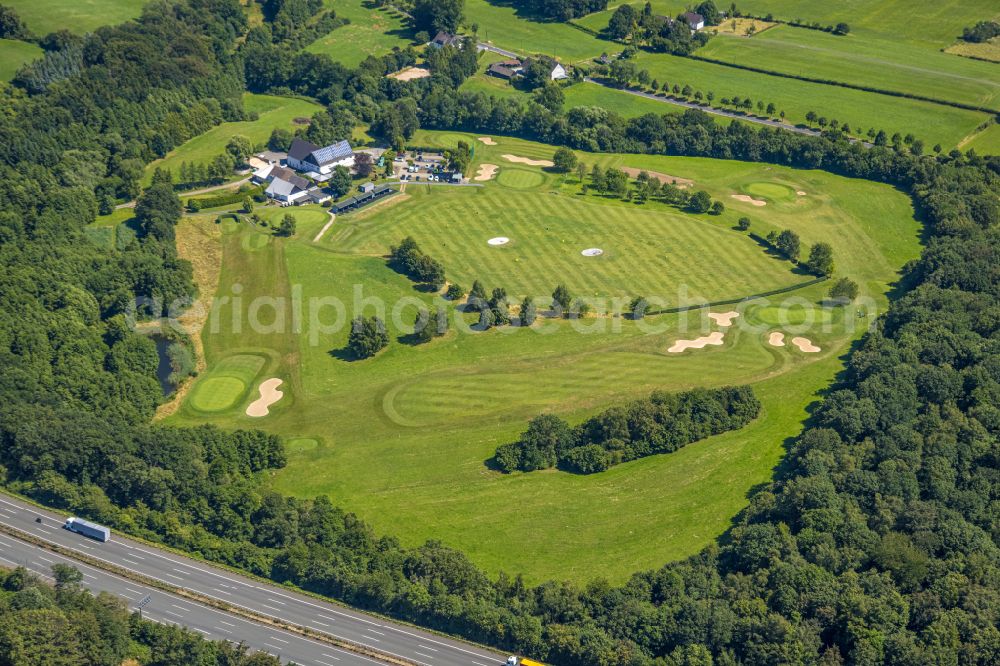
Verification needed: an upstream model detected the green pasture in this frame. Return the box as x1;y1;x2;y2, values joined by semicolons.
963;123;1000;155
563;81;690;117
0;39;41;81
171;131;921;583
143;94;322;185
697;25;1000;112
632;51;990;148
465;0;608;62
2;0;141;34
309;0;414;68
734;0;1000;48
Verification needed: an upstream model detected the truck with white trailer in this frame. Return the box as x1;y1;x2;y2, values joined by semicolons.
64;517;111;542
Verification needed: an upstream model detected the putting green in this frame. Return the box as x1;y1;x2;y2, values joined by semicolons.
187;354;266;413
744;182;797;202
286;438;319;453
496;167;546;189
241;231;271;251
749;303;838;326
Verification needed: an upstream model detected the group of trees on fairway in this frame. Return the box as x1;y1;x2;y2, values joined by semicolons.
763;230;835;275
4;1;1000;664
0;565;282;666
348;316;390;358
584;165;725;212
495;386;761;473
389;237;447;288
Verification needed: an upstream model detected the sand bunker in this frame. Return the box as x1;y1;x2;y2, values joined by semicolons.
796;190;807;196
478;137;497;145
621;167;694;189
791;337;821;353
388;66;430;81
475;163;498;181
768;331;785;347
581;248;603;257
487;237;510;246
731;194;767;207
246;378;283;417
668;331;725;353
708;311;739;327
502;154;554;167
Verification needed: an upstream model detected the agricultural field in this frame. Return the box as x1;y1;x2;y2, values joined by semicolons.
962;122;1000;155
142;93;322;185
465;0;609;61
563;81;690;117
945;37;1000;63
169;131;921;583
696;25;1000;111
0;39;41;81
309;0;414;67
631;51;991;148
2;0;142;34
735;0;999;48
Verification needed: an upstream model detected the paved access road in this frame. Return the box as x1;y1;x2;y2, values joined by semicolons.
0;494;508;666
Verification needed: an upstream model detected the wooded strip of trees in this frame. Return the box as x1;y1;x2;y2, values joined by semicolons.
495;386;761;473
2;1;1000;664
388;236;446;288
0;565;282;665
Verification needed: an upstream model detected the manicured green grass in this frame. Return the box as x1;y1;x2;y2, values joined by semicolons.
2;0;141;34
0;39;41;81
171;131;920;583
734;0;999;48
188;354;267;413
143;94;322;185
632;51;990;148
697;25;1000;111
465;0;609;62
308;0;414;68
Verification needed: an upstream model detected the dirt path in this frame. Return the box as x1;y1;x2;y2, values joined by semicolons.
313;212;336;242
117;177;252;209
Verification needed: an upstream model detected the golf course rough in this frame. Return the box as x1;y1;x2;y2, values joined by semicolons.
172;131;923;583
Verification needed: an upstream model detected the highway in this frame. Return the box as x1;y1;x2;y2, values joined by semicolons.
0;494;508;666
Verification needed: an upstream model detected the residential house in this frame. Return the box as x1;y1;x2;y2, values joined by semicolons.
287;138;354;178
487;59;523;80
430;31;463;48
682;11;705;30
264;166;310;203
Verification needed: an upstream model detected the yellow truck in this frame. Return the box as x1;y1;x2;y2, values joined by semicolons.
506;658;545;666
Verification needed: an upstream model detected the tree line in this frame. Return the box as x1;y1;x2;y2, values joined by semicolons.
495;386;761;473
0;564;282;666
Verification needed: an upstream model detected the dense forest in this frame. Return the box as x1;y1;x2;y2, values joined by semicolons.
1;0;999;664
0;565;282;665
496;386;761;473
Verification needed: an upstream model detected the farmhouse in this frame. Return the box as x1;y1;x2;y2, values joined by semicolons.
430;31;463;48
287;138;354;177
682;11;705;31
487;59;523;79
524;57;568;81
264;166;310;203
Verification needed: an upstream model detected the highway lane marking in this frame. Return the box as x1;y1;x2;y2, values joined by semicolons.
312;620;330;628
472;662;491;666
365;628;385;636
322;654;342;662
214;625;231;633
125;588;143;596
214;587;232;595
261;603;284;613
218;620;235;627
415;652;435;660
82;573;96;580
317;614;338;622
192;628;210;635
417;644;438;651
171;603;191;611
265;597;286;605
268;636;289;644
0;523;500;665
37;555;54;563
263;643;284;651
316;660;339;665
123;557;142;566
164;610;183;618
0;539;12;548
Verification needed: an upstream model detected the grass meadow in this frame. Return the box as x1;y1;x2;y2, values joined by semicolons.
169;131;920;583
465;0;609;62
734;0;1000;47
963;123;1000;155
308;0;414;67
631;51;990;148
0;39;41;81
142;93;322;185
2;0;142;34
697;25;1000;112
